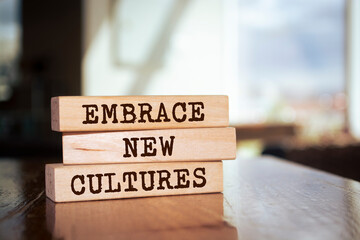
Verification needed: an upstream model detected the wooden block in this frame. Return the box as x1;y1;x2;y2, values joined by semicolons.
46;161;223;202
51;95;228;132
62;127;236;164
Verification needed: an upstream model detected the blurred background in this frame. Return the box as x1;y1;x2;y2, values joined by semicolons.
0;0;359;180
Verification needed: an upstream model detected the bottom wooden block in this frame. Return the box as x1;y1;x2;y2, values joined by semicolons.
46;161;223;202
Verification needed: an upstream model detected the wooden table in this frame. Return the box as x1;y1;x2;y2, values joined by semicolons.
1;156;360;240
233;123;296;141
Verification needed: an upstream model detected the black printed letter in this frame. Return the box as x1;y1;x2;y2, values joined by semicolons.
188;102;204;122
172;102;186;122
193;168;206;188
71;175;85;195
87;174;103;194
138;103;155;123
140;137;157;157
123;138;139;157
155;103;171;122
101;104;118;124
174;169;190;189
104;173;121;193
159;136;175;156
157;170;174;190
123;172;138;192
139;171;155;191
120;104;136;123
82;104;99;124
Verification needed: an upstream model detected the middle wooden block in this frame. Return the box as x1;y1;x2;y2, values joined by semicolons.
63;127;236;164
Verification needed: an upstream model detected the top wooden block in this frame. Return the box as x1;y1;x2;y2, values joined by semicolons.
51;96;229;132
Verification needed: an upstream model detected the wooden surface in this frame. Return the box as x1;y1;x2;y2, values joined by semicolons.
63;128;236;164
51;95;229;132
46;162;223;202
233;123;296;141
47;193;235;239
1;156;360;239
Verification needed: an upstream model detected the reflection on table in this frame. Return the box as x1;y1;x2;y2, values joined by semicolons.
46;193;237;240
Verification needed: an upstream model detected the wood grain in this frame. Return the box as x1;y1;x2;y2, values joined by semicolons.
62;128;236;164
51;95;229;132
223;157;360;240
3;156;360;239
46;161;223;202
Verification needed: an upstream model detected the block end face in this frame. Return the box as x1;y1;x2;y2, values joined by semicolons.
45;164;56;202
219;162;224;192
51;97;60;131
229;127;237;160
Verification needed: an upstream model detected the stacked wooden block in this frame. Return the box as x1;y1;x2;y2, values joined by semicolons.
46;96;236;202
